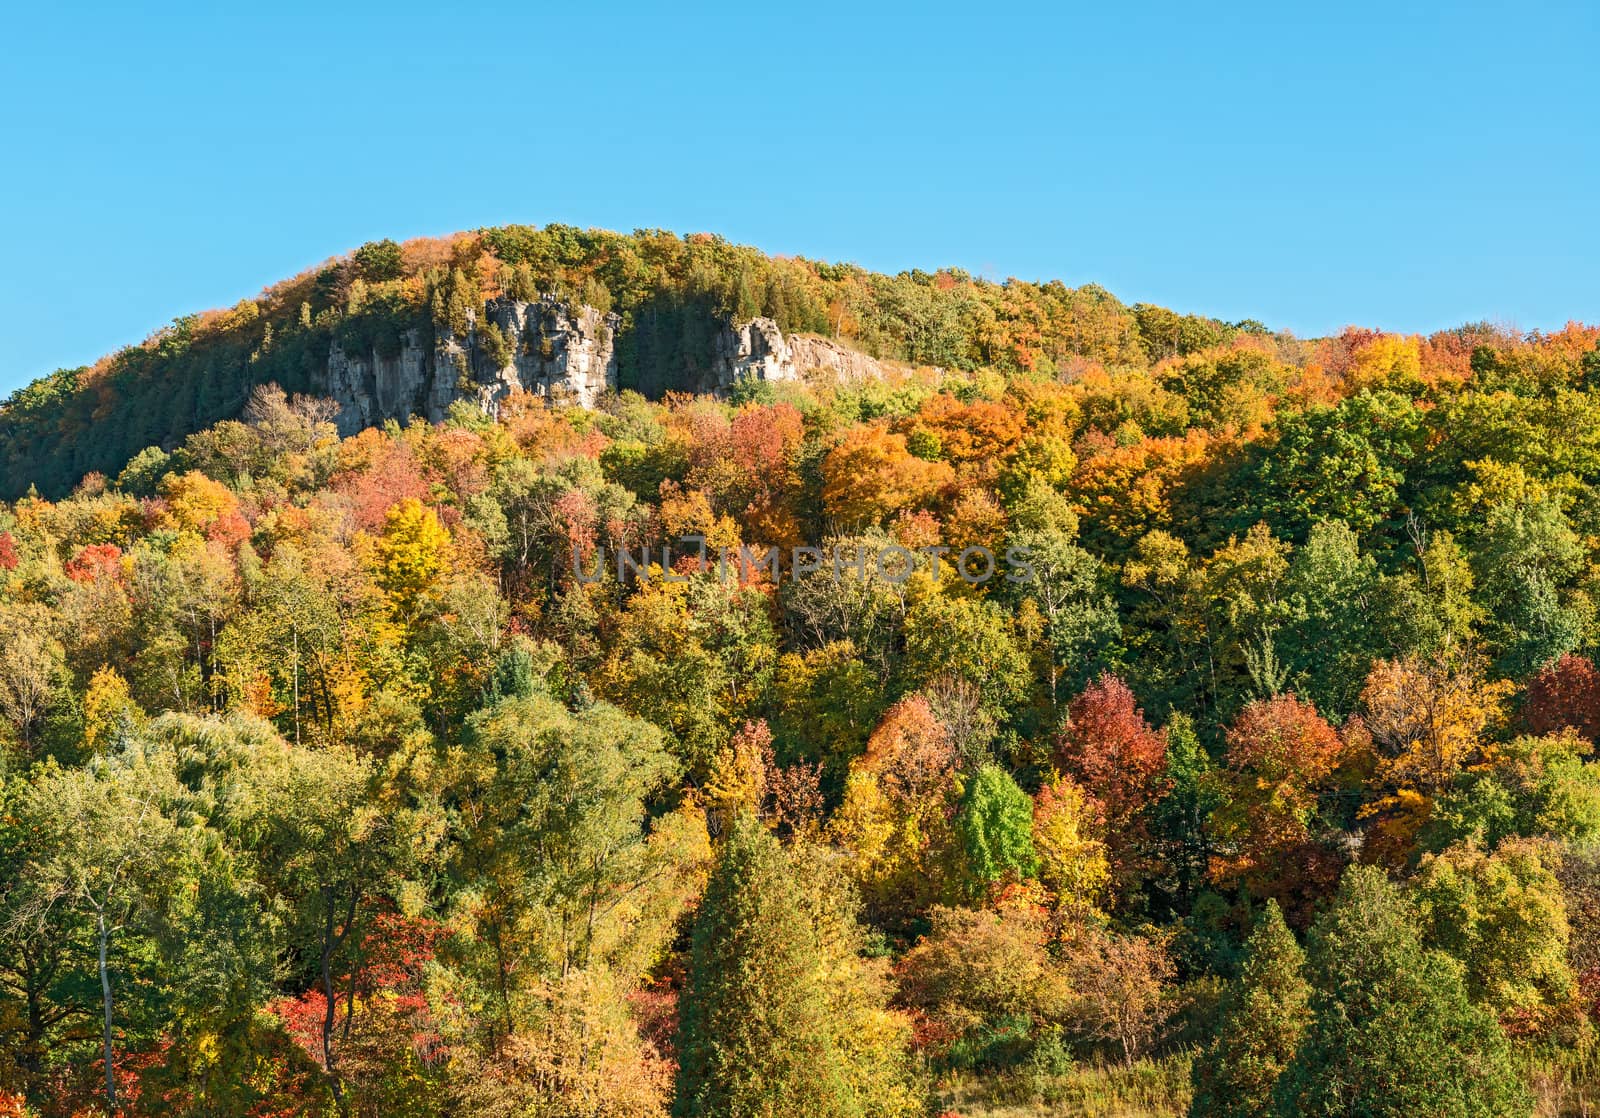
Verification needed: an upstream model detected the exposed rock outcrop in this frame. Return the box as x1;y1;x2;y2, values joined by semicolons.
709;317;885;392
324;296;618;435
325;328;446;436
786;333;889;383
712;317;794;391
324;307;882;434
490;298;617;410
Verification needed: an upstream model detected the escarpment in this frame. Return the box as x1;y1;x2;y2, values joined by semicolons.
322;304;884;435
325;296;621;435
17;222;1181;500
704;317;888;394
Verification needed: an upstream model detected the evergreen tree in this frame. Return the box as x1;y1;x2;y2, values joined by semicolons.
1189;900;1309;1118
1152;712;1218;912
1272;865;1530;1118
673;814;919;1118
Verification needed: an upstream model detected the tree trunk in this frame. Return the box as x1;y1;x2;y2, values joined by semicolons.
320;884;357;1111
292;626;301;746
98;910;116;1110
321;888;341;1103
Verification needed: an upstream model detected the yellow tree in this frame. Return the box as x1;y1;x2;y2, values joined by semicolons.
703;720;770;833
1359;653;1513;866
1031;775;1110;917
82;666;142;752
1361;654;1512;794
829;696;959;924
371;498;452;627
159;470;240;533
821;425;953;528
1344;332;1423;391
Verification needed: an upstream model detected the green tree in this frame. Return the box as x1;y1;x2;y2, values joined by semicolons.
1199;523;1294;711
1151;712;1219;911
479;321;514;369
1273;865;1530;1118
770;640;885;781
1189;900;1310;1118
1379;528;1485;661
1248;390;1427;542
1279;520;1383;721
1411;838;1574;1019
352;238;404;283
781;531;907;685
956;765;1039;897
188;713;421;1108
1006;516;1119;712
596;573;777;775
0;601;66;754
674;815;919;1118
16;745;200;1111
903;594;1030;722
458;691;679;987
1421;732;1600;851
1472;498;1588;679
0;768;92;1091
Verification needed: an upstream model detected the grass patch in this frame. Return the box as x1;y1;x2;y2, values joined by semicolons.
932;1050;1192;1117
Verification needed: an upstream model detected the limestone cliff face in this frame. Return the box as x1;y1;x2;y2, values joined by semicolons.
324;297;618;435
708;317;885;392
325;328;447;436
324;307;879;433
710;318;794;391
785;333;889;383
472;297;618;412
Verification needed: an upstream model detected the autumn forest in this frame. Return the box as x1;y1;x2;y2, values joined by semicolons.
2;226;1600;1117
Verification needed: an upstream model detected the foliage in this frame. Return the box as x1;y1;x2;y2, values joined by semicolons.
955;765;1040;896
1188;901;1310;1118
1056;674;1169;896
1274;864;1531;1118
1209;695;1349;917
673;815;920;1118
3;226;1600;1112
1412;838;1576;1021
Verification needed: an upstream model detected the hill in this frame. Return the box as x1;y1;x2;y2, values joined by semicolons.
2;235;1600;1114
0;224;1282;499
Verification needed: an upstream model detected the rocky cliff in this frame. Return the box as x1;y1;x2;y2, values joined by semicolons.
458;297;619;416
325;307;883;433
324;296;619;435
325;328;446;435
706;317;886;393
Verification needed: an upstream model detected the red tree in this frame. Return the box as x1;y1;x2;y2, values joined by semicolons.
1224;694;1344;792
862;695;957;803
1057;673;1169;816
1056;673;1169;893
332;428;434;533
1212;694;1348;921
65;542;123;584
1525;653;1600;742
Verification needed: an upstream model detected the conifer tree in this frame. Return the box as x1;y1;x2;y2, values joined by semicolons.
1272;865;1530;1118
1189;900;1309;1118
673;814;919;1118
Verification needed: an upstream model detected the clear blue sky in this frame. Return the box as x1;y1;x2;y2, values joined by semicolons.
2;0;1596;394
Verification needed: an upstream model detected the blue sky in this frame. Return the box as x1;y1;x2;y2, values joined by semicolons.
2;1;1595;394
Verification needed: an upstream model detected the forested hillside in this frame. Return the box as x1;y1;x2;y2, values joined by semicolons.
0;225;1272;500
2;228;1600;1116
